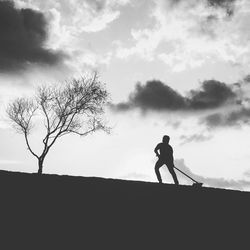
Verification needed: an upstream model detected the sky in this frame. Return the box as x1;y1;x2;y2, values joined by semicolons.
1;0;250;191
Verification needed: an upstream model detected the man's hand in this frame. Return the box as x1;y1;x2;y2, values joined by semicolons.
154;145;160;158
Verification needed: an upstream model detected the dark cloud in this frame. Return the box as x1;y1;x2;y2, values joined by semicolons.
227;108;250;124
206;0;236;16
243;75;250;83
207;0;236;6
189;80;236;109
203;113;223;127
111;79;250;129
111;79;236;112
128;80;187;111
203;108;250;128
169;0;237;16
174;159;250;190
110;80;187;111
0;1;64;72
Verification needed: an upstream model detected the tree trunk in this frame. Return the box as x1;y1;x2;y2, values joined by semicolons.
38;157;44;175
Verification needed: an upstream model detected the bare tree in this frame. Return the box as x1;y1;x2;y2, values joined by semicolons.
6;74;109;175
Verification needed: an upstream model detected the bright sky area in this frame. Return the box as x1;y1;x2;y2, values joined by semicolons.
1;0;250;190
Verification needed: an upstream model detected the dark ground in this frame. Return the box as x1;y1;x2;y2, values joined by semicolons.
0;170;249;249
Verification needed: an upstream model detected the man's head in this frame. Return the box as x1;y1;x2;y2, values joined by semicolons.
162;135;170;144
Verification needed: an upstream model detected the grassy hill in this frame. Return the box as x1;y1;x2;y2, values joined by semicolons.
0;170;249;249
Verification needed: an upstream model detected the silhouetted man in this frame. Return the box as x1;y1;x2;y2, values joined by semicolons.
154;135;179;185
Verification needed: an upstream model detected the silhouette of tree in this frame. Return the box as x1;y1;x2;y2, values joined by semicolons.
6;74;109;175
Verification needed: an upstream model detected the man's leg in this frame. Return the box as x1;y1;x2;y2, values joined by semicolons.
155;160;163;183
167;164;179;185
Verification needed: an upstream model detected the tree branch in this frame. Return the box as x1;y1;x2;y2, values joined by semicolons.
24;132;39;159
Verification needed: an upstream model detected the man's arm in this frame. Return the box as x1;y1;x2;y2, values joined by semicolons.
154;144;160;157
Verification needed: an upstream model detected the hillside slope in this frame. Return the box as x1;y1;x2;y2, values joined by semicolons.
0;170;249;249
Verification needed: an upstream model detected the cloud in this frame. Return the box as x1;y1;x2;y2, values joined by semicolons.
198;78;250;127
63;0;122;33
111;78;250;129
203;107;250;127
111;79;237;112
170;0;237;14
189;80;236;109
180;133;212;144
206;0;236;13
13;0;131;71
175;159;250;190
0;1;64;72
112;80;187;111
203;113;224;127
15;0;131;33
116;0;250;71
